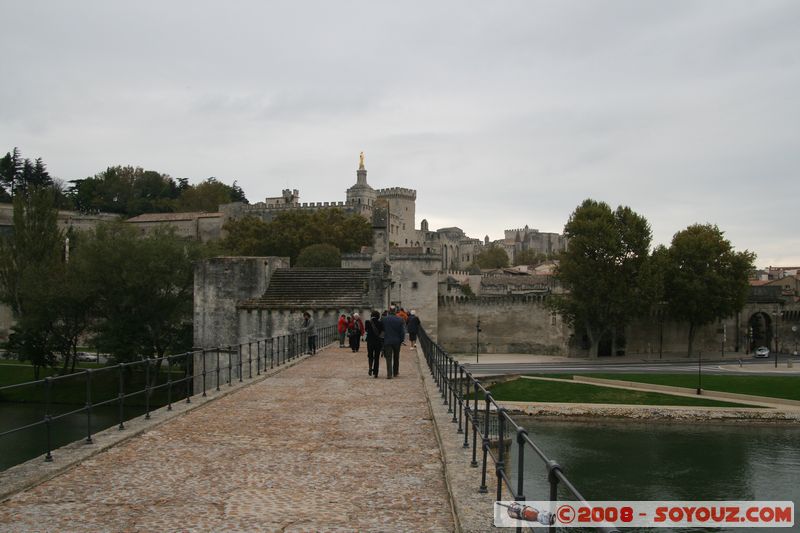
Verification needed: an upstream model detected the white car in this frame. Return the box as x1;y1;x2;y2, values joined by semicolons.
754;346;770;358
76;352;99;362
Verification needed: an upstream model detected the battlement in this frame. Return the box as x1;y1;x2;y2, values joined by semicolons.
243;201;349;212
376;187;416;200
505;227;539;234
438;294;549;306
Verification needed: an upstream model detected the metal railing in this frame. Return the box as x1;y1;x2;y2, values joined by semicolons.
420;327;619;533
0;325;336;468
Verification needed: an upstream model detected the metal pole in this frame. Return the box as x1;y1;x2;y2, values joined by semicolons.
471;381;479;466
496;409;506;502
696;351;702;395
185;352;191;404
118;363;126;430
85;369;93;444
144;358;151;420
479;394;491;493
44;377;53;462
476;319;481;364
202;349;207;397
167;356;173;411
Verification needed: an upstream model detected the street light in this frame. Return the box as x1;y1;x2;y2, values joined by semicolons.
475;318;482;364
773;309;780;369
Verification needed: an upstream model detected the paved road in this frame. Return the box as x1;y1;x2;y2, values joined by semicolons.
0;345;455;532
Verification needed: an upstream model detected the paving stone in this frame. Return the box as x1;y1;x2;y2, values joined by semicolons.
0;345;456;532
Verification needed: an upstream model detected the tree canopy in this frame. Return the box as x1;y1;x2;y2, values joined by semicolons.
513;248;548;266
661;224;755;356
222;209;372;264
474;245;510;269
553;199;654;357
295;243;342;267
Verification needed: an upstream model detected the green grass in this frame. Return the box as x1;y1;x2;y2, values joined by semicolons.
487;378;759;407
564;373;800;402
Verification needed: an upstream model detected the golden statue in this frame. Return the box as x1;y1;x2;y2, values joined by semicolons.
359;151;365;170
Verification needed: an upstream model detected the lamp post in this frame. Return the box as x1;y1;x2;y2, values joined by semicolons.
475;319;481;364
696;350;702;395
773;309;780;369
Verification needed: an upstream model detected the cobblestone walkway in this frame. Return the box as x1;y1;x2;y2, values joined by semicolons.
0;345;456;532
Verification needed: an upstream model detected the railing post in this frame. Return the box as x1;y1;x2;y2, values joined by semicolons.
215;348;221;392
227;346;233;387
270;337;274;369
248;342;252;379
185;352;191;404
451;360;457;422
84;369;93;444
547;460;563;533
118;362;126;430
457;366;464;433
144;357;151;420
496;409;506;501
516;427;527;504
471;381;479;466
256;340;261;375
479;393;492;493
202;349;207;397
238;344;243;382
167;355;173;411
44;377;53;462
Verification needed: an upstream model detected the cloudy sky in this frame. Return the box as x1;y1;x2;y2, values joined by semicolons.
2;1;798;266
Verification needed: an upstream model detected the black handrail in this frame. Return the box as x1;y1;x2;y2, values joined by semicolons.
0;325;337;468
419;327;620;533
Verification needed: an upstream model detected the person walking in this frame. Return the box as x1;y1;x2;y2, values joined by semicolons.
348;313;365;352
302;311;316;354
364;310;384;377
406;310;421;348
381;307;405;379
337;314;348;348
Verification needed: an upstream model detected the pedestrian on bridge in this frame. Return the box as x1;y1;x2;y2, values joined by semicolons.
365;310;384;377
348;313;365;352
381;307;406;379
407;310;420;348
302;312;316;355
337;314;347;347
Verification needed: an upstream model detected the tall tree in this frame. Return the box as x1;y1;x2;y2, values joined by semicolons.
513;248;547;266
0;188;65;377
78;222;200;362
295;243;342;267
174;177;249;212
662;224;755;356
0;148;23;198
553;199;653;357
474;245;510;269
68;166;179;216
222;209;372;264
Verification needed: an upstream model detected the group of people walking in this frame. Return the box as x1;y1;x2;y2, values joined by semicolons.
337;307;421;379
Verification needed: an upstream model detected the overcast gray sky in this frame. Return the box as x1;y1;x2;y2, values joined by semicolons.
2;1;798;267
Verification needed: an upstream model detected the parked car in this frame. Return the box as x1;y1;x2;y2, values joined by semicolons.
76;352;99;362
754;346;770;358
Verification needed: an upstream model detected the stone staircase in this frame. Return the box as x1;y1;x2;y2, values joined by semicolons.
239;268;372;310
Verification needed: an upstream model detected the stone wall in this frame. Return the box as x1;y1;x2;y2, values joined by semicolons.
437;296;568;355
193;256;289;350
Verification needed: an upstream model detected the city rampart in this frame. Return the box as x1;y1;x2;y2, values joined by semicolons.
437;296;568;355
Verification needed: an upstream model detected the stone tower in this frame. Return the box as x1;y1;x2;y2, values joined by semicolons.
346;153;377;211
376;187;417;246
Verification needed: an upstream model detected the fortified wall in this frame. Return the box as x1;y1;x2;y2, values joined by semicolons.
437;295;568;355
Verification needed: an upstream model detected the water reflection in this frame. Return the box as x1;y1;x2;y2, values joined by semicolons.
508;417;800;532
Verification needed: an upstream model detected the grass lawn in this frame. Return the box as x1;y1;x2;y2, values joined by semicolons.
487;378;758;407
557;374;800;402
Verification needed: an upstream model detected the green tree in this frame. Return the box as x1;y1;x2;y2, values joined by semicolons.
222;209;372;264
0;189;65;377
78;222;200;362
662;224;755;356
475;245;510;269
174;177;248;212
513;248;547;266
68;166;179;216
0;147;23;198
553;199;653;358
295;243;342;267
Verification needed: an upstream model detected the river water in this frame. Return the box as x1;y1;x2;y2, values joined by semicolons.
508;417;800;532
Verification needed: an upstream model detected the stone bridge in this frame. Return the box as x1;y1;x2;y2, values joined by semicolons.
0;344;487;532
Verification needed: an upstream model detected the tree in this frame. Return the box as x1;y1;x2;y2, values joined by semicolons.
553;199;653;358
513;248;547;266
222;208;372;264
474;245;510;269
174;177;248;212
68;166;179;216
77;222;200;362
0;147;22;198
295;243;342;267
662;224;755;356
0;188;65;377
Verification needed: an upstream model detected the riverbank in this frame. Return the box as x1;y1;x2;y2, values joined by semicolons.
500;401;800;423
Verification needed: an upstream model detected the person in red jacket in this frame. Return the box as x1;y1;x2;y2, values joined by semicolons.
337;314;348;347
